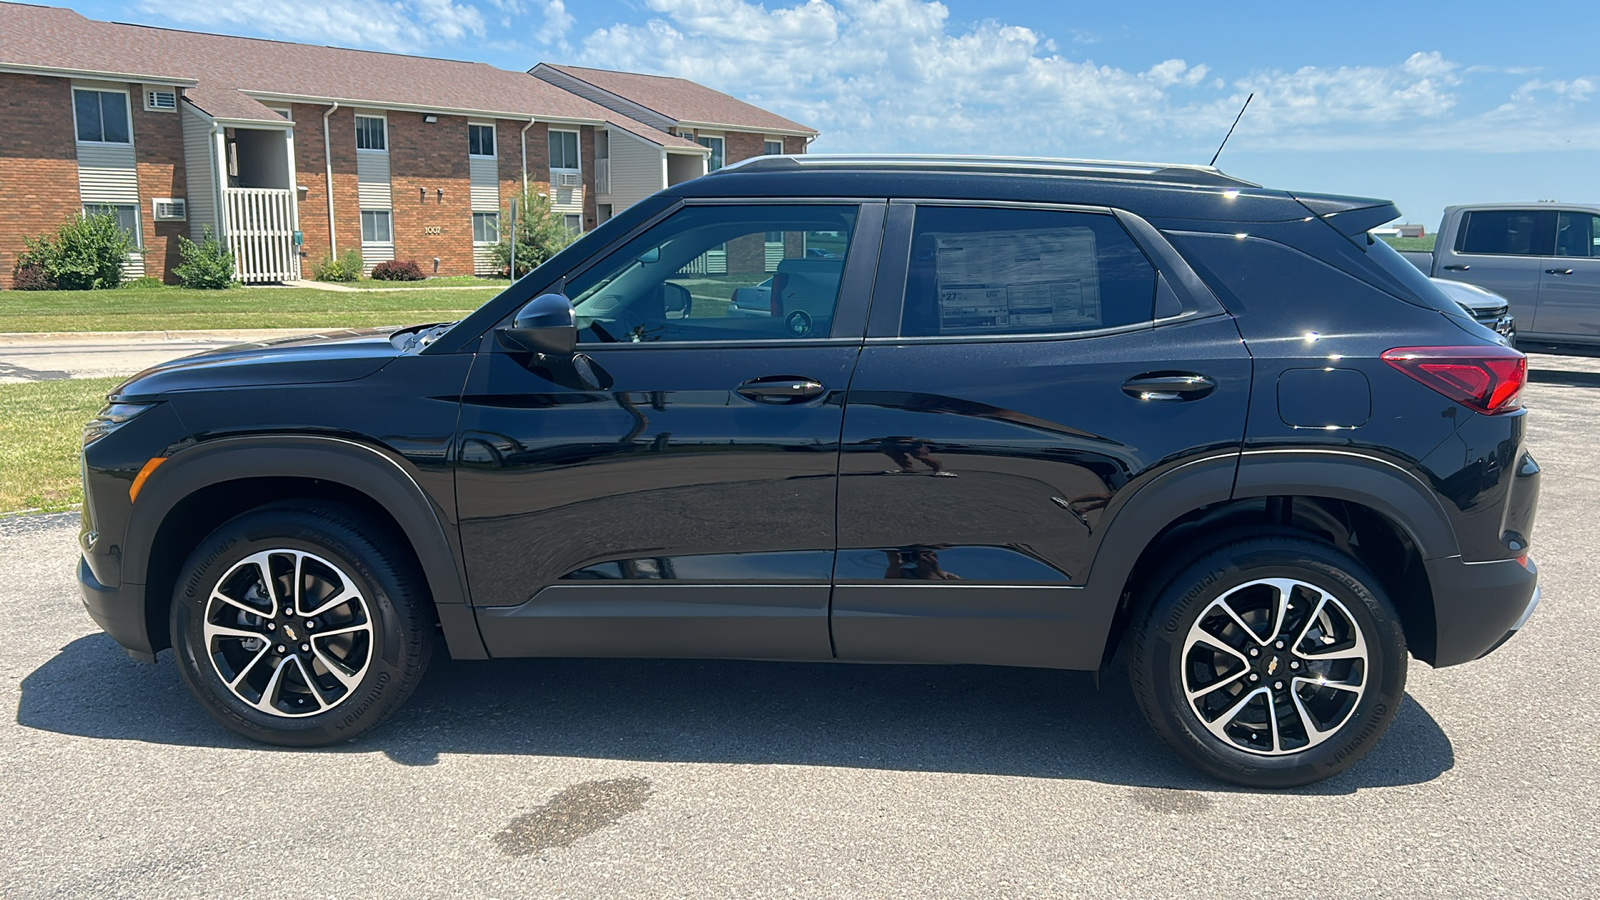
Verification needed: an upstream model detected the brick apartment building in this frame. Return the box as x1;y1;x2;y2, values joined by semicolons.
0;2;817;287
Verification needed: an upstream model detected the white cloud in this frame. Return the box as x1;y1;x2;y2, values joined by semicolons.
147;0;485;52
574;0;1600;155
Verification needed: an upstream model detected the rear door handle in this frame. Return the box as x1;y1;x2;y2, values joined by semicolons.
1442;265;1471;271
1546;268;1575;276
737;376;825;404
1122;373;1217;402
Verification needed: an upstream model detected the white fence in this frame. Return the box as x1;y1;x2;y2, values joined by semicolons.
223;188;298;283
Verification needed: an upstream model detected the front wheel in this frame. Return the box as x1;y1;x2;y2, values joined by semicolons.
169;501;434;746
1128;535;1408;788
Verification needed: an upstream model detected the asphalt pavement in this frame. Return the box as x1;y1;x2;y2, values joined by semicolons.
0;330;323;383
2;355;1598;898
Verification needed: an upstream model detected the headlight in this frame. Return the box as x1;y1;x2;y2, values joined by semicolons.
82;402;156;447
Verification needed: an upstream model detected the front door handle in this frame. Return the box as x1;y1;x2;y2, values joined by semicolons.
737;376;825;404
1122;372;1217;402
1442;264;1471;271
1546;268;1575;276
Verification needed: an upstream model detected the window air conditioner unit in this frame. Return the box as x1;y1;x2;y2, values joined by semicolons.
145;90;177;111
558;172;582;188
152;198;186;221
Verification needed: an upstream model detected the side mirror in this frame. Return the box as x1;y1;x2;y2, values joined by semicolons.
663;282;692;318
498;293;576;355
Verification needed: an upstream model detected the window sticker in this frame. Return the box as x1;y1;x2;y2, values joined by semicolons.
932;228;1102;333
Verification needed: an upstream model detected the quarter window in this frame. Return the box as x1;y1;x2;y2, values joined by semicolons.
473;212;500;243
361;210;392;243
1554;212;1600;258
550;130;580;169
568;204;859;344
1456;209;1555;256
355;116;387;151
74;89;130;143
469;124;495;157
900;206;1156;337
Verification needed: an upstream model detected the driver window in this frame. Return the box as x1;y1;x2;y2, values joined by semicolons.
569;205;858;343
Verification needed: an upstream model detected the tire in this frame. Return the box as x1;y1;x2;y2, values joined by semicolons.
169;501;434;746
1127;534;1407;788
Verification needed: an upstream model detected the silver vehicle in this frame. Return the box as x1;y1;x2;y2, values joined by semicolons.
1403;203;1600;347
1430;277;1515;344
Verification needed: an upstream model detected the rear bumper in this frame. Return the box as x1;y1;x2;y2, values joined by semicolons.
78;555;155;663
1425;554;1539;667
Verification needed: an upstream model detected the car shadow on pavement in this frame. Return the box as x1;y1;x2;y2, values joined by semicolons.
16;633;1453;795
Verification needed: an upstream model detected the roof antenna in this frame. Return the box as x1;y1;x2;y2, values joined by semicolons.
1209;93;1253;167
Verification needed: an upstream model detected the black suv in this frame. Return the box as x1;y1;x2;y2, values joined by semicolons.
78;156;1541;787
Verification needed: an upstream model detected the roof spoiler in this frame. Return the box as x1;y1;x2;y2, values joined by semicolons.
1290;191;1400;238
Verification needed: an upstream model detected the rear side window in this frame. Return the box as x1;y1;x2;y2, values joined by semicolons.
1555;212;1600;258
900;206;1156;337
1456;209;1555;256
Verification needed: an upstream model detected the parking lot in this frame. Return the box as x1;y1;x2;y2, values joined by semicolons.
2;353;1597;899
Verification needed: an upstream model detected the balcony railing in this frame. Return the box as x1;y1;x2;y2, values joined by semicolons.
595;158;611;195
223;187;298;283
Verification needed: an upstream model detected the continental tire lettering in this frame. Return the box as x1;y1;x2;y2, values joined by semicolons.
183;537;238;598
336;671;390;730
1166;572;1221;633
1325;702;1389;767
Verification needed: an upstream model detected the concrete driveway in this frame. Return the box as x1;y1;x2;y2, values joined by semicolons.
2;355;1597;898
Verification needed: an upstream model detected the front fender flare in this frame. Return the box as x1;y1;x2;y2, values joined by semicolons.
125;434;486;660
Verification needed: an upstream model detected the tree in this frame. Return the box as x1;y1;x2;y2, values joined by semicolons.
491;191;576;279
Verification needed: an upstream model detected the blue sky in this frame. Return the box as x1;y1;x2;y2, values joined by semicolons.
60;0;1600;228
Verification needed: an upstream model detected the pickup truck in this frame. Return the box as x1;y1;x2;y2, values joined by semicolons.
1403;202;1600;347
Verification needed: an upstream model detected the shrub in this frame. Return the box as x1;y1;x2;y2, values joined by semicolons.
120;276;164;290
314;248;363;282
491;191;576;278
172;226;236;289
10;260;55;291
20;211;135;290
370;259;425;281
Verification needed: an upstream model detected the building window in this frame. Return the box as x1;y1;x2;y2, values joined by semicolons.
355;116;387;151
473;212;500;244
563;214;583;235
83;204;140;244
361;210;393;243
764;140;783;156
73;89;130;144
469;124;496;158
550;130;580;170
697;135;725;171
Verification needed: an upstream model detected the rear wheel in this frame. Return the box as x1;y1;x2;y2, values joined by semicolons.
169;501;434;746
1128;534;1407;788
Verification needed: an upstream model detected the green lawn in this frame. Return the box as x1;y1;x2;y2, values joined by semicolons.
0;377;121;512
0;286;500;332
1380;235;1436;252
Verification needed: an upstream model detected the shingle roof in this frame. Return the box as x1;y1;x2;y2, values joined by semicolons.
539;64;816;136
0;1;703;149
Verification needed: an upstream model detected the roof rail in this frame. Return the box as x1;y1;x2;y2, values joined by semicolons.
713;153;1258;187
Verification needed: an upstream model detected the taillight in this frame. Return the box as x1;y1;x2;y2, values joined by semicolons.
1381;346;1527;415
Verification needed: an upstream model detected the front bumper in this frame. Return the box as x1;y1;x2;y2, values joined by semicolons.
1424;554;1539;667
78;555;155;663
